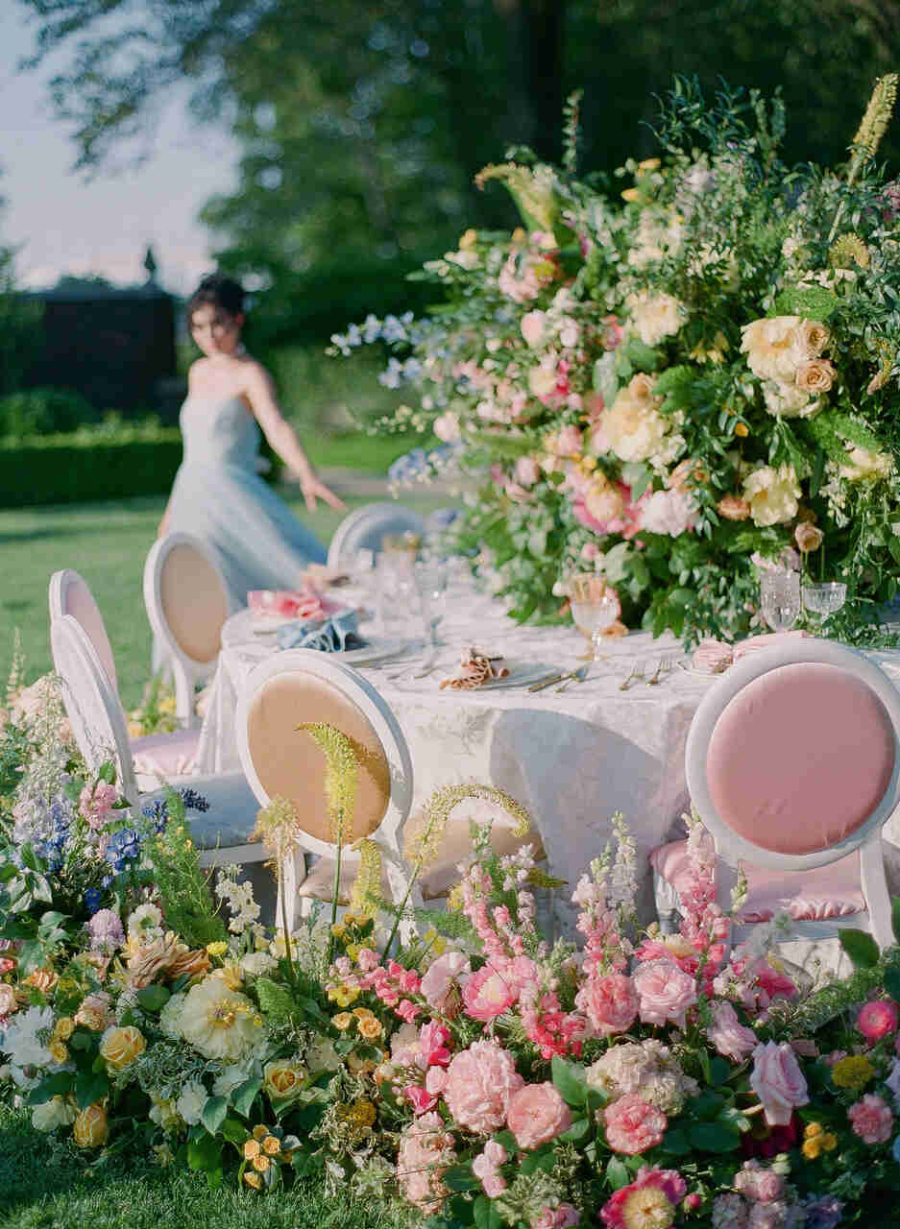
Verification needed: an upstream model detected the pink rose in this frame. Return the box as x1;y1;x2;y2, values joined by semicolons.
734;1160;784;1204
506;1081;572;1150
707;1001;758;1062
420;951;471;1014
749;1042;809;1126
520;310;547;347
575;972;638;1037
0;984;18;1016
533;1206;580;1229
632;959;698;1028
443;1040;525;1134
462;963;518;1022
848;1093;893;1144
857;999;899;1044
602;1093;667;1155
601;1166;687;1229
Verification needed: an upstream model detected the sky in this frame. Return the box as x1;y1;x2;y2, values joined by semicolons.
2;6;239;294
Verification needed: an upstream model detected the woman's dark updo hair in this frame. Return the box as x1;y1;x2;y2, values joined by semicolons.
187;272;245;323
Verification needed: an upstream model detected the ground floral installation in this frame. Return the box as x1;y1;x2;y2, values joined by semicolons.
4;684;900;1225
331;78;900;646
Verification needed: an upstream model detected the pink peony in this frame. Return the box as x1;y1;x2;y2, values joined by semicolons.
420;951;471;1014
857;999;899;1044
848;1093;893;1144
396;1111;457;1213
707;1001;758;1062
462;963;519;1022
601;1165;687;1229
632;958;698;1028
749;1042;809;1126
443;1040;525;1134
603;1093;668;1155
734;1160;784;1204
79;780;119;831
506;1081;572;1150
575;971;638;1037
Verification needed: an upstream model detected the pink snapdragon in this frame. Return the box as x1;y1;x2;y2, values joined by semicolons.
420;950;471;1014
418;1020;452;1068
462;963;519;1022
79;781;119;831
404;1085;438;1115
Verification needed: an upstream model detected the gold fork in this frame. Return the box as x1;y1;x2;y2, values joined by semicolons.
619;663;645;691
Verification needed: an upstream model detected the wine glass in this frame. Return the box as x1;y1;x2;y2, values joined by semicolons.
801;581;846;630
760;570;801;632
570;574;620;661
416;558;448;647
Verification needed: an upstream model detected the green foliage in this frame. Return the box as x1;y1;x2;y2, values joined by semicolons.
148;793;226;948
0;387;100;438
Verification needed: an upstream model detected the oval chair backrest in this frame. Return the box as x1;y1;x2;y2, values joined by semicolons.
49;570;118;697
685;639;900;872
144;533;230;669
236;649;413;862
50;614;137;801
327;503;426;571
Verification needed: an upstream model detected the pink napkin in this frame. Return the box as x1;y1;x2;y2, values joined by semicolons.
732;629;809;663
692;639;734;674
247;588;341;622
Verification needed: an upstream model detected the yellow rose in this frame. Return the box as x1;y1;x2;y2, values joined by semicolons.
333;1012;354;1030
54;1017;75;1040
802;1138;822;1160
263;1059;307;1102
243;1170;262;1190
206;941;228;958
252;1153;270;1173
621;187;641;203
244;1138;261;1159
99;1025;146;1072
49;1040;69;1065
638;157;661;171
73;1102;109;1149
822;1133;837;1151
357;1016;383;1041
262;1135;281;1156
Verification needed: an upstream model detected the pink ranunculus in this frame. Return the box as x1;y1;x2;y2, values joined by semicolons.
707;1000;758;1062
600;1165;687;1229
632;958;698;1029
734;1159;784;1204
848;1093;894;1144
514;455;541;488
575;971;638;1037
506;1081;572;1150
472;1140;508;1198
749;1042;809;1126
420;951;471;1014
443;1040;525;1135
404;1085;438;1115
602;1093;668;1155
462;963;518;1022
79;780;119;831
857;999;900;1044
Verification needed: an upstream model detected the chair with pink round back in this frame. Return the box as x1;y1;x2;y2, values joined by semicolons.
49;570;119;697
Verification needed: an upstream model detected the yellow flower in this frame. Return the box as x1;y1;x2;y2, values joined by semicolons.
621;187;641;203
734;422;749;437
49;1040;69;1065
243;1139;261;1159
327;984;360;1007
802;1138;822;1160
357;1016;383;1041
263;1059;307;1102
459;229;478;250
263;1135;281;1156
251;1153;270;1173
252;1124;269;1141
822;1133;838;1151
804;1122;823;1139
243;1170;262;1190
54;1017;75;1040
333;1012;354;1030
352;1007;374;1019
206;941;228;958
346;944;361;962
638;157;661;171
99;1025;146;1072
73;1102;108;1149
832;1055;874;1090
338;1097;377;1129
330;923;347;940
579;455;598;473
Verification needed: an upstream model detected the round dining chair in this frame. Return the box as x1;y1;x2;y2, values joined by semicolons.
143;532;231;728
326;503;426;571
49;569;119;697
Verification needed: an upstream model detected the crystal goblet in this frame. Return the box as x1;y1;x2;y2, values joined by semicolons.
760;570;801;632
570;574;619;661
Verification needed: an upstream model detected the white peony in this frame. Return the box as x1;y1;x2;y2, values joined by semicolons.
639;488;697;537
1;1005;54;1074
177;976;263;1062
627;291;686;347
742;465;801;527
596;373;678;466
159;991;187;1040
761;379;818;419
628;210;683;268
840;445;893;482
239;951;278;977
175;1079;208;1126
31;1095;76;1132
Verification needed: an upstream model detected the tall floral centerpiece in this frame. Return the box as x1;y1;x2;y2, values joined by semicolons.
332;81;900;643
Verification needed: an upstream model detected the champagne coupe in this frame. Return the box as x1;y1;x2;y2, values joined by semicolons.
760;569;801;632
570;574;619;661
801;581;847;629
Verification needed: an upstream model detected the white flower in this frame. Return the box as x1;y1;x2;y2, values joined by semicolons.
175;1079;208;1126
742;465;801;527
627;291;686;347
557;316;580;348
127;903;163;940
520;310;547;346
177;977;263;1062
639;488;697;537
306;1036;341;1074
595;373;677;465
1;1005;54;1074
239;951;277;976
31;1095;76;1132
149;1093;182;1132
444;247;478;269
840;445;893;482
433;411;461;442
628;210;683;268
741;316;830;383
158;992;187;1040
761;379;818;419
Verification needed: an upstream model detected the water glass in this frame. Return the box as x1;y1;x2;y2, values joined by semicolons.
801;581;847;625
375;551;419;638
570;574;620;660
760;570;801;632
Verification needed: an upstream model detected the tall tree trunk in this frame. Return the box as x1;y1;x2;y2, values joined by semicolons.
497;0;565;161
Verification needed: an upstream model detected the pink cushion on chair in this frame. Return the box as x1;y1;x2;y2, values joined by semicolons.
706;663;895;855
131;727;200;777
65;578;118;696
650;839;865;923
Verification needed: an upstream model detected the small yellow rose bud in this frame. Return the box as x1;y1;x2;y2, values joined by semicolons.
804;1122;823;1139
801;1138;822;1160
734;422;749;437
243;1170;262;1190
73;1102;109;1149
252;1124;269;1141
54;1017;75;1040
822;1133;838;1151
243;1139;261;1159
638;158;661;171
333;1012;353;1030
251;1153;270;1173
49;1040;69;1065
263;1135;281;1156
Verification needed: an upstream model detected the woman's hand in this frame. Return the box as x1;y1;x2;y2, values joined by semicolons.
300;473;346;513
157;513;171;539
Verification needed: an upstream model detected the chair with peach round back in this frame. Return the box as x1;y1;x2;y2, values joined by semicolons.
236;648;417;937
651;638;900;960
49;570;119;698
143;533;231;728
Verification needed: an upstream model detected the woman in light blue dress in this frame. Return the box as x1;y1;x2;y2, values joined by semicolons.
158;274;345;605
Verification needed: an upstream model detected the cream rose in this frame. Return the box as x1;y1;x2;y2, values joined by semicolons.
99;1025;146;1072
73;1102;109;1149
840;445;893;482
742;465;801;527
795;358;835;393
794;522;824;553
761;378;817;419
264;1059;308;1102
627;291;686;347
597;375;676;465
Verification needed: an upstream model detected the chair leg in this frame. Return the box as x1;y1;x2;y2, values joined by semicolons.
275;848;305;937
860;840;894;950
172;662;196;729
382;849;421;946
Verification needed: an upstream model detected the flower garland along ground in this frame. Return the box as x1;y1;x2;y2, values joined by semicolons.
331;78;900;647
4;686;900;1225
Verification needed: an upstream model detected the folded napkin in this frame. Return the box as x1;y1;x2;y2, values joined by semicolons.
732;629;809;663
439;647;509;691
248;588;339;622
692;639;734;674
275;608;366;653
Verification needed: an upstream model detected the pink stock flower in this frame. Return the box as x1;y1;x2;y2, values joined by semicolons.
749;1042;809;1126
79;780;119;830
396;1111;457;1213
462;963;518;1021
404;1085;438;1115
356;948;379;973
848;1093;893;1144
603;1093;668;1155
555;425;584;456
707;1001;758;1062
420;951;471;1014
632;959;698;1028
600;1166;687;1229
734;1160;784;1204
532;1206;580;1229
576;971;638;1037
443;1040;525;1134
857;999;899;1044
506;1081;572;1150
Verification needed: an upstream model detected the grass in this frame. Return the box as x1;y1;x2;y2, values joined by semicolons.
303;432;434;473
0;1105;409;1229
0;486;452;711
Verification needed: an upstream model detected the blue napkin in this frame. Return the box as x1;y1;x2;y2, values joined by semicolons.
275;608;367;653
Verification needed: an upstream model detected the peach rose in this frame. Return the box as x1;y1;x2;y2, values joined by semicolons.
575;972;638;1037
73;1102;109;1148
506;1082;572;1150
796;319;830;358
794;522;824;553
749;1041;809;1125
795;358;836;393
717;494;751;521
0;984;18;1016
99;1025;146;1072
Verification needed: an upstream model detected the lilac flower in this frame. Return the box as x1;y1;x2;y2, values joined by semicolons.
87;909;125;953
801;1195;843;1229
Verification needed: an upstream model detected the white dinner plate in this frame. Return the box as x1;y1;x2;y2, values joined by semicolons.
247;625;409;666
441;659;559;691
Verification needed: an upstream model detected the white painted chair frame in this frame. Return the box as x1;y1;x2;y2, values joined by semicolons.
143;532;230;728
50;615;266;872
49;569;119;697
326;502;426;571
685;638;900;953
236;648;417;936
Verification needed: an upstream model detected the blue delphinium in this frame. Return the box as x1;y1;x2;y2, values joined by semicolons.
178;788;210;813
802;1194;844;1229
141;788;210;833
84;887;103;916
105;827;142;873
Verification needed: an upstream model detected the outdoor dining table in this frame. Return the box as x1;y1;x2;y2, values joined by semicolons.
193;591;900;932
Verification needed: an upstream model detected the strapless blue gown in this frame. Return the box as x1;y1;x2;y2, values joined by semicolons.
167;394;326;607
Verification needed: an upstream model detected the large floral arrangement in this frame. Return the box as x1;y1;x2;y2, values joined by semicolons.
5;700;900;1227
331;80;900;644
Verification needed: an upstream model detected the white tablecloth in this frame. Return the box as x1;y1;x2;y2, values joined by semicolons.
194;594;900;931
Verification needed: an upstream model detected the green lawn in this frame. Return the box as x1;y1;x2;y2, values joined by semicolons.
0;487;452;710
0;1105;407;1229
